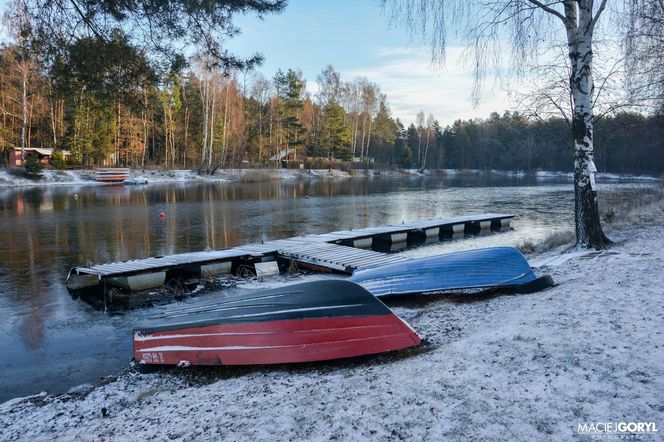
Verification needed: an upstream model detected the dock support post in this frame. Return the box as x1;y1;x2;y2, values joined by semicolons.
102;279;108;313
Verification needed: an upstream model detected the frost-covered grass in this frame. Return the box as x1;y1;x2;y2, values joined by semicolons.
517;229;575;255
602;189;664;231
0;167;357;187
0;168;97;186
237;169;281;183
516;189;664;256
2;225;663;441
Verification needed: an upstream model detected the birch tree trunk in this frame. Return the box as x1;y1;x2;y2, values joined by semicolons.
221;82;229;167
258;101;263;164
563;0;610;248
365;119;372;160
208;82;216;172
360;113;368;159
115;101;121;166
183;106;190;168
422;126;431;172
20;66;27;165
352;109;360;156
49;102;57;146
200;76;209;172
142;91;148;168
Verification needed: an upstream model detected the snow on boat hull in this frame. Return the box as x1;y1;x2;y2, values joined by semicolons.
350;246;542;297
133;280;420;366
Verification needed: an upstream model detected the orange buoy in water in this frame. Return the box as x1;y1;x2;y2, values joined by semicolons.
159;211;166;218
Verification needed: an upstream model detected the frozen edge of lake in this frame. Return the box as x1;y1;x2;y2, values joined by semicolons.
1;225;663;441
0;167;660;188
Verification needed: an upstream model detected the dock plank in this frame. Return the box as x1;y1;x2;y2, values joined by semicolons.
68;213;514;285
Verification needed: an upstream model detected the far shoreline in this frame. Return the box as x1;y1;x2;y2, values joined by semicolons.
0;167;660;189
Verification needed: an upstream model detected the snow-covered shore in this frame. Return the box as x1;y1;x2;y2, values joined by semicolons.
0;167;659;188
0;167;362;187
1;224;663;441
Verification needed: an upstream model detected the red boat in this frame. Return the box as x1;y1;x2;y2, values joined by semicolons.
133;280;421;366
94;168;130;182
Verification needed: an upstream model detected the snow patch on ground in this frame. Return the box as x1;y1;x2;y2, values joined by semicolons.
0;169;97;187
534;170;659;181
0;167;659;187
0;167;361;187
2;226;663;440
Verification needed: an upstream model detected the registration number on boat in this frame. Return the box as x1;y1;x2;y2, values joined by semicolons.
141;352;165;364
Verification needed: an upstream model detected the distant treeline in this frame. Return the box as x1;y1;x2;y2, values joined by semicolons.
0;40;662;175
418;112;664;176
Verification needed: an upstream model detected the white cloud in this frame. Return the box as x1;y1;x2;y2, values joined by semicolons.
341;46;515;126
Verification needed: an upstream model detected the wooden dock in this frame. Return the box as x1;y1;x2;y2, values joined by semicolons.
66;213;513;292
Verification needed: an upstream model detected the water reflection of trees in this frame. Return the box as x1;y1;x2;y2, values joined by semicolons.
0;177;526;304
0;181;381;297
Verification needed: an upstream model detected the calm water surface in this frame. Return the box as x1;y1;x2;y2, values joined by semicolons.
0;175;659;402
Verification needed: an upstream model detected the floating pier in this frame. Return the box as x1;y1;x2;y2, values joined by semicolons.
66;213;513;294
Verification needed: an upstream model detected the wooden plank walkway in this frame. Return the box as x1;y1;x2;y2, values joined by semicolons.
72;249;264;277
276;241;409;273
66;213;513;291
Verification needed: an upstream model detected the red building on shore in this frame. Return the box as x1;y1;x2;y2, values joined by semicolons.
8;147;69;166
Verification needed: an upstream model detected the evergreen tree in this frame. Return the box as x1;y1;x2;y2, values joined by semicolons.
321;102;351;168
393;119;412;168
372;98;398;165
274;69;306;162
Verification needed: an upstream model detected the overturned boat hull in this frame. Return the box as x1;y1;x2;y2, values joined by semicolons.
94;168;130;182
350;246;547;297
134;280;420;366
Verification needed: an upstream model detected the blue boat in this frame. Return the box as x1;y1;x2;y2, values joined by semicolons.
350;246;552;297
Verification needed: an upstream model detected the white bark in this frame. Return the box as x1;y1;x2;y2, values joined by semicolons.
221;81;230;167
560;0;608;247
422;114;434;171
200;77;209;171
20;67;27;165
142;91;148;167
208;85;216;171
49;102;57;146
416;111;424;168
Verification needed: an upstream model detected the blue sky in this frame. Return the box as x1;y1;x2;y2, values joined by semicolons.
226;0;512;126
0;0;513;126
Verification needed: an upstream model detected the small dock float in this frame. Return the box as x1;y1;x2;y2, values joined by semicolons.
67;213;514;294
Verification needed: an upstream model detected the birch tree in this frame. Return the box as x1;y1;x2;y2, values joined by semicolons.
383;0;622;248
360;82;379;160
251;75;270;163
3;1;35;164
421;113;435;172
6;51;34;164
415;111;425;169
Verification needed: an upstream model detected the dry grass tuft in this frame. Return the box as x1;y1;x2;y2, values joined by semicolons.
601;188;664;231
239;170;278;183
517;229;576;255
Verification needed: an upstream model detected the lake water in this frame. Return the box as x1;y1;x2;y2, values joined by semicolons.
0;174;659;402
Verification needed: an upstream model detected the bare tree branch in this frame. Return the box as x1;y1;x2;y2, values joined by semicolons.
526;0;570;26
589;0;609;32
